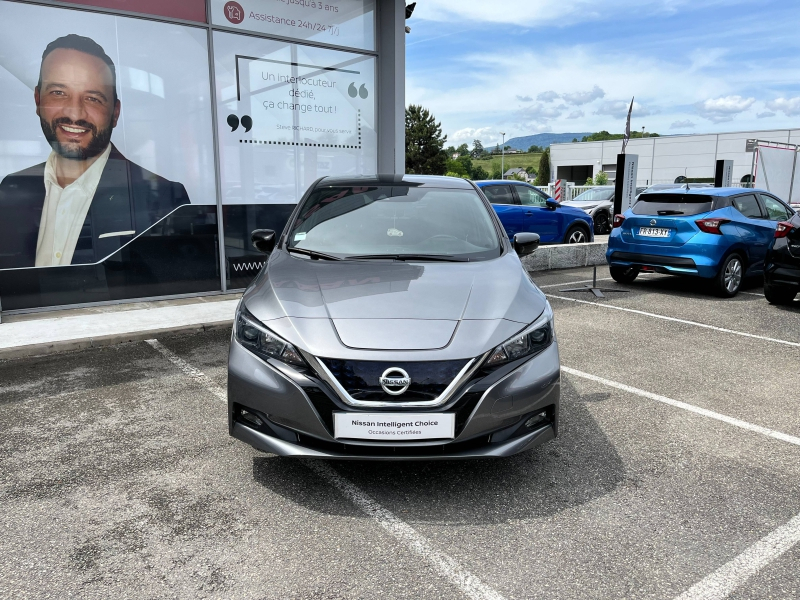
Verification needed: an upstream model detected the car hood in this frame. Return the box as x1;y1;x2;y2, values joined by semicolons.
242;250;547;358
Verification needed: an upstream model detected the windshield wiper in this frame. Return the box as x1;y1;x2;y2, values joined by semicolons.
286;247;342;261
657;210;684;215
346;254;469;262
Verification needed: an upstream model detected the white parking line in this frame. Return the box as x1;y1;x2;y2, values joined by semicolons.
563;366;800;598
549;295;800;348
145;338;507;600
674;513;800;600
307;462;506;600
145;339;226;402
562;366;800;447
538;278;613;289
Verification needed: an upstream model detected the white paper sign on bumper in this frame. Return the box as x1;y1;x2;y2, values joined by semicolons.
334;413;456;441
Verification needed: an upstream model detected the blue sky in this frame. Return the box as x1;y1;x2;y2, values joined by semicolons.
405;0;800;146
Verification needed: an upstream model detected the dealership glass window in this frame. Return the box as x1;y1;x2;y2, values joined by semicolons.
212;30;377;287
210;0;375;52
56;0;207;22
0;1;219;310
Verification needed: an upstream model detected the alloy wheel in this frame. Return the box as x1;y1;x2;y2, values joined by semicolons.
568;230;587;244
724;257;742;293
595;213;609;234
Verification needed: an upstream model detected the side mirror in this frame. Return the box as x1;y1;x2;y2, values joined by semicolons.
513;232;540;257
251;229;276;254
545;199;559;210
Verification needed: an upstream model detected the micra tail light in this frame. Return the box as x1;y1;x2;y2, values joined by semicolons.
775;221;794;238
695;218;730;234
613;214;625;228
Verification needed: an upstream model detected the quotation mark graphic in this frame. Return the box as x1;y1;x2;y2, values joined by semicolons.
227;114;253;132
348;83;369;99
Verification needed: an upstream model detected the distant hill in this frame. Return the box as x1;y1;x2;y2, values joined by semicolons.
503;133;592;151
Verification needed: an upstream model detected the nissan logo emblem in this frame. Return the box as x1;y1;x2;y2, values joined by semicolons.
379;367;411;396
650;219;657;226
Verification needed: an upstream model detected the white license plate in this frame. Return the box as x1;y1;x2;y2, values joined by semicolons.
638;227;670;238
334;413;455;441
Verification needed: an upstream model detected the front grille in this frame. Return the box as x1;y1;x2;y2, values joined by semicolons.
319;358;469;403
301;386;484;439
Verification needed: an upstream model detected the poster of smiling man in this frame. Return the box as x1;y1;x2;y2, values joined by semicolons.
0;2;216;271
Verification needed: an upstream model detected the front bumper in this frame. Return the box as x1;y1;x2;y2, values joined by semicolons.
227;338;560;460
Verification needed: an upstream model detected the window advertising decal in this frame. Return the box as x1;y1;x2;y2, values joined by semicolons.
0;1;219;309
211;0;375;51
212;30;376;286
55;0;207;23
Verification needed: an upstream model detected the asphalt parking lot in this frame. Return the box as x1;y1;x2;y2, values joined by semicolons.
2;266;799;600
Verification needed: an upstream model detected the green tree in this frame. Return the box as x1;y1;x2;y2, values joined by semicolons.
456;155;474;178
490;167;502;179
594;171;609;185
528;144;544;153
456;143;470;157
445;159;468;177
534;148;550;186
472;165;489;180
405;105;448;175
471;139;485;159
585;176;594;186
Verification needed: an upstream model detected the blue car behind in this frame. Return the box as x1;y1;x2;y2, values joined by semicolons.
607;187;797;297
475;180;594;244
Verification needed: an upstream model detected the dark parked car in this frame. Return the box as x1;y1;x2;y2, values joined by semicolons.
764;212;800;305
475;180;594;244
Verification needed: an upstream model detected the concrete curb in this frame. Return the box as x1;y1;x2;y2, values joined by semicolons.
0;320;233;361
522;241;608;272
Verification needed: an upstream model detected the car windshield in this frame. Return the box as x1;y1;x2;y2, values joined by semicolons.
287;185;501;261
632;193;716;216
571;188;614;202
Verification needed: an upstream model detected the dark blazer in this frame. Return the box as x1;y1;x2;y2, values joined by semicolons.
0;145;188;269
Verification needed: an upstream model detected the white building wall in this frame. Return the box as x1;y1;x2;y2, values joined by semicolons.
550;128;800;186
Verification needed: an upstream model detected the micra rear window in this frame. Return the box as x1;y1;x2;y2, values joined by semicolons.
632;193;719;216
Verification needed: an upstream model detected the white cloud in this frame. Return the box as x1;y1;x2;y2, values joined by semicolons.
695;95;755;123
594;100;654;119
515;103;563;125
537;90;560;102
765;97;800;116
567;110;584;119
562;85;605;106
450;126;498;144
757;111;776;119
516;95;533;102
670;120;696;129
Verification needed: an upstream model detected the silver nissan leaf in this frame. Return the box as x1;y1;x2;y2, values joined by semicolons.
227;175;560;460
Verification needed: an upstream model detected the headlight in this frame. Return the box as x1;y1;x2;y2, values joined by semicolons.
484;303;555;368
582;205;597;213
235;307;306;367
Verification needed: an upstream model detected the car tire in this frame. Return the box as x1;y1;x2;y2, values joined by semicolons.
594;212;610;235
610;266;639;284
764;283;797;305
714;253;744;298
564;225;589;244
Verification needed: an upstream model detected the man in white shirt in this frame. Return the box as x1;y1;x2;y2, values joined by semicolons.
0;34;189;270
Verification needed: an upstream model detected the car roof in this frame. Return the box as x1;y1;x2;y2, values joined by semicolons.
641;187;769;197
474;180;534;186
317;174;475;189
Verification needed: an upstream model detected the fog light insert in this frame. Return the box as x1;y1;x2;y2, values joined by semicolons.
525;411;548;429
239;408;264;429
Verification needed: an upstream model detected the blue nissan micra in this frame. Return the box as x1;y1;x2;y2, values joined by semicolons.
607;187;796;297
475;180;594;244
